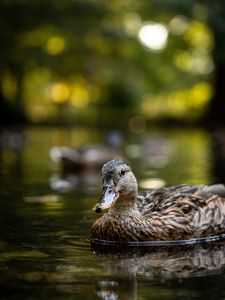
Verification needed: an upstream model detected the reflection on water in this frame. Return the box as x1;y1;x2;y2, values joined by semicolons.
49;170;100;193
0;126;225;299
92;242;225;278
92;242;225;299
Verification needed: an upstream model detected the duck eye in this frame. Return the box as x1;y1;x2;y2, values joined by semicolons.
120;170;126;176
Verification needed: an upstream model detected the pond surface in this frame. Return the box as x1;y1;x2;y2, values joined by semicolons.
0;126;225;300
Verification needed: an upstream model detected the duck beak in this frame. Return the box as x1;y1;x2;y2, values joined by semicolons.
92;184;116;213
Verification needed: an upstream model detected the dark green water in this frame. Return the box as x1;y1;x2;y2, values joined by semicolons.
0;126;225;300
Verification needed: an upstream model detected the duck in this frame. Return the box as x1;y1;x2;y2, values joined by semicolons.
49;131;122;171
90;159;225;242
50;145;117;171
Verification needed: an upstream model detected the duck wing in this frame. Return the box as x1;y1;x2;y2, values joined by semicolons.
137;184;225;239
137;184;199;214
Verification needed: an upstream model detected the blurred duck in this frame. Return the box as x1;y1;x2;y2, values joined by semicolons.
90;159;225;242
50;131;122;171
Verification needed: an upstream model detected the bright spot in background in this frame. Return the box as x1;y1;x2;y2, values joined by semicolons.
46;36;65;55
124;12;142;35
51;83;70;103
138;23;168;51
70;84;90;108
169;15;189;36
139;178;166;189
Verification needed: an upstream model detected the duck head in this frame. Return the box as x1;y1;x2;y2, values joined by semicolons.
93;159;138;213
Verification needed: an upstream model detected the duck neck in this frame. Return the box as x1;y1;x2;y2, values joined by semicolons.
109;192;138;214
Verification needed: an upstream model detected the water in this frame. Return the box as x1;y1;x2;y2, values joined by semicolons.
0;126;225;300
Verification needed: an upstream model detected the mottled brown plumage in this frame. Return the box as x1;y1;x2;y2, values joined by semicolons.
90;159;225;242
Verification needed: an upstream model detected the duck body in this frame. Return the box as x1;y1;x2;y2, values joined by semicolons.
90;160;225;242
50;131;122;172
50;145;117;171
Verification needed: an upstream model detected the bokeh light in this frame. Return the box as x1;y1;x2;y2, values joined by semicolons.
46;36;66;55
50;83;70;103
184;21;213;51
174;51;214;75
138;23;168;51
139;178;166;189
141;82;213;120
169;15;189;35
124;12;142;36
70;84;90;108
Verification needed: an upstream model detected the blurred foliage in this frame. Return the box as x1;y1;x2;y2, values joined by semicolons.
0;0;223;125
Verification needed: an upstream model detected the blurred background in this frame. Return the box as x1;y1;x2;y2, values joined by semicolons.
1;0;225;187
1;0;225;127
2;2;225;299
